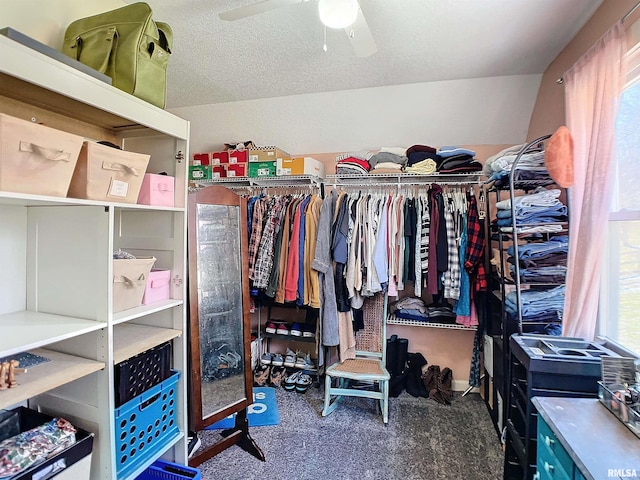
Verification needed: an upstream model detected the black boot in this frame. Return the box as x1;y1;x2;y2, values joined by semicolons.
396;338;409;377
386;335;399;376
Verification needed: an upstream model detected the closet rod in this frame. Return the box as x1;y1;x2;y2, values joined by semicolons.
557;4;636;85
623;1;640;23
329;181;482;188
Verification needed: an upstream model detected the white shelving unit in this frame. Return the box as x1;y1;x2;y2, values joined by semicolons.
0;34;189;480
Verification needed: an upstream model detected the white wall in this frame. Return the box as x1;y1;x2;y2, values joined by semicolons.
0;0;125;49
170;74;542;156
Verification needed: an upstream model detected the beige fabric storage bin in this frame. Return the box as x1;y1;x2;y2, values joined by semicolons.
69;141;150;203
113;257;156;312
0;113;83;197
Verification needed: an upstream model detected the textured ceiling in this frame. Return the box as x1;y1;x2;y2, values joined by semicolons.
135;0;603;108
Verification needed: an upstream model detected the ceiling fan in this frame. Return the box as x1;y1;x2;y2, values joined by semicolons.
219;0;378;58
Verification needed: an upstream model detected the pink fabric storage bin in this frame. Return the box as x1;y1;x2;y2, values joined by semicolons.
142;269;171;305
137;173;175;207
0;113;83;197
68;141;150;203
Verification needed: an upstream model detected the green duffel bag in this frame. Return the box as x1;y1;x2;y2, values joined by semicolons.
62;2;172;108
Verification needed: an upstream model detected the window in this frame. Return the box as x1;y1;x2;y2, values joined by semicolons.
600;44;640;355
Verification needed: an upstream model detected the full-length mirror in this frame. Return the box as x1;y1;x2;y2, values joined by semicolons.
188;186;257;460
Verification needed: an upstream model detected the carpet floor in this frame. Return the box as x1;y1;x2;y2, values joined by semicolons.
196;386;503;480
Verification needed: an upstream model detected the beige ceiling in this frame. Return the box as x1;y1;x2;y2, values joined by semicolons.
138;0;604;109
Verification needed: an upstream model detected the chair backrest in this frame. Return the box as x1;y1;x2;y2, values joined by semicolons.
354;292;387;363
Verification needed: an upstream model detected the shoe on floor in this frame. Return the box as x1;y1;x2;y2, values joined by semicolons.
284;371;302;391
254;365;270;386
295;373;312;393
187;431;201;459
270;366;287;387
283;348;296;368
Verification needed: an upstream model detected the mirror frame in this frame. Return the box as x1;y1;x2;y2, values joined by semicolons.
187;185;253;431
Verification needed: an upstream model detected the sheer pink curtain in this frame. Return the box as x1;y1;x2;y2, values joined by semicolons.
563;22;626;339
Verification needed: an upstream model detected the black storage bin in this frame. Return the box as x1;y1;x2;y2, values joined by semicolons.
5;406;94;480
114;341;172;407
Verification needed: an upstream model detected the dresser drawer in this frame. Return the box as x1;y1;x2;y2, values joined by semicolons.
538;416;575;476
537;444;572;480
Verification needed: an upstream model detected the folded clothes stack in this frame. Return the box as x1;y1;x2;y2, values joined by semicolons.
436;146;483;173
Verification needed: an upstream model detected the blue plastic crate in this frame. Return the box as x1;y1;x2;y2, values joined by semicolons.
115;370;181;479
136;459;202;480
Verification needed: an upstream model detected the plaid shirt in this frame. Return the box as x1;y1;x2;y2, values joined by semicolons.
465;195;487;291
442;194;461;299
248;197;267;280
253;196;289;288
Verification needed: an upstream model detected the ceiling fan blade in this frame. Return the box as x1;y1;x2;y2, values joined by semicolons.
219;0;302;21
345;6;377;58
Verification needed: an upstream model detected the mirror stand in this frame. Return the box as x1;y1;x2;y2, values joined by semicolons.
187;185;264;467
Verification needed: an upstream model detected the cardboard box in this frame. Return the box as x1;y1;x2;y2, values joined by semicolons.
211;151;228;165
189;164;211;181
211;165;226;178
137;173;175;207
229;149;248;164
192;152;210;165
249;147;290;163
68;141;150;203
248;161;276;178
0;113;83;197
226;163;247;177
277;156;325;177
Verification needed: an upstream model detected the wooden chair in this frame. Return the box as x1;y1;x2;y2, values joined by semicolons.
322;292;390;424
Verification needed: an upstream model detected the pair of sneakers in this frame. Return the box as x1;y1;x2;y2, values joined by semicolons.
282;348;314;370
283;370;312;393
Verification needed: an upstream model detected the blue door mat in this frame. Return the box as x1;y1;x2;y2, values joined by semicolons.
0;351;50;368
206;387;279;429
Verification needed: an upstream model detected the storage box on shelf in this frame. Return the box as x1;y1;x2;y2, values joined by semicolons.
115;371;181;479
113;257;157;313
1;406;94;480
0;32;188;480
142;269;172;305
138;173;175;207
68;141;151;203
0;113;83;197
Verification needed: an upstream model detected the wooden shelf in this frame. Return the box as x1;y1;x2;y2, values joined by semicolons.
112;299;184;326
113;324;182;364
0;347;104;410
0;311;107;358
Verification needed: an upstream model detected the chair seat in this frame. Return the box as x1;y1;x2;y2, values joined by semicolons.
326;358;390;381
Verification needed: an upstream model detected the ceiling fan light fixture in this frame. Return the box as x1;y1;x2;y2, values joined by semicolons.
318;0;359;29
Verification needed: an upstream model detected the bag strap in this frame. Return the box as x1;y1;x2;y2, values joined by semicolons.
155;22;173;54
69;26;118;73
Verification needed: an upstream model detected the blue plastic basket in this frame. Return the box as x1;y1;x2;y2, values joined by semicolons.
136;459;202;480
115;370;181;479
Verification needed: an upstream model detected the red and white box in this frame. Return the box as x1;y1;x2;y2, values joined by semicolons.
229;150;248;164
211;151;229;165
137;173;175;207
225;163;247;177
211;165;227;178
192;152;210;165
142;269;171;305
